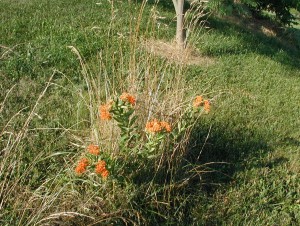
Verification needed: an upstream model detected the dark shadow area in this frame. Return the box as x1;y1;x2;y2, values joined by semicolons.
127;120;273;225
200;16;300;70
263;156;289;169
163;121;273;224
286;26;300;49
280;136;300;147
185;121;272;192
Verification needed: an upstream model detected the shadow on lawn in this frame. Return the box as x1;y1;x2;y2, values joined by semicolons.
171;121;273;224
186;121;272;187
203;17;300;70
137;0;300;70
129;120;273;225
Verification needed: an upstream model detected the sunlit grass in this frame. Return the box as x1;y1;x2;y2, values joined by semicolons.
1;0;300;225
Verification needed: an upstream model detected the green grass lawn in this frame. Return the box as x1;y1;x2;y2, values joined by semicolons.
1;0;299;225
189;17;300;225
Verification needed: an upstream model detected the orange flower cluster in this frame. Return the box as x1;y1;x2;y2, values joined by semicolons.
95;160;109;179
87;144;100;155
120;92;136;105
99;102;112;120
75;144;109;179
204;100;210;113
193;96;210;113
160;121;172;133
75;158;89;175
145;119;172;133
193;95;203;108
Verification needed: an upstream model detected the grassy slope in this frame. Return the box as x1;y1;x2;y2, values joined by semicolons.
189;17;300;225
1;0;299;225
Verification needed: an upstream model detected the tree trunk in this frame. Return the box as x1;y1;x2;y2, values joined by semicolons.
172;0;185;49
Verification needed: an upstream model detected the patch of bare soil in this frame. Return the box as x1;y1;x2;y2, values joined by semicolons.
142;39;215;66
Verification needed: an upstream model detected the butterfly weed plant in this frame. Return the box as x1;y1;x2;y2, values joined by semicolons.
73;89;212;196
0;0;213;225
68;2;213;218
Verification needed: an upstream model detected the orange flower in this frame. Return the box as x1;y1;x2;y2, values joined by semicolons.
204;100;210;113
145;119;171;133
193;95;203;108
95;160;106;175
160;121;172;133
75;158;89;174
95;160;109;179
87;144;100;155
120;92;136;105
145;119;162;133
101;169;109;179
99;103;112;120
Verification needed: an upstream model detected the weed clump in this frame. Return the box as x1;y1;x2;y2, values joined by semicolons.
69;89;212;223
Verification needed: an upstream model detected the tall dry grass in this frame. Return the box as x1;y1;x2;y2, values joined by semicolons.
0;1;210;225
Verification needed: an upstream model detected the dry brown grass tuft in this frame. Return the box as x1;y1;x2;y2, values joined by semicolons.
142;39;215;66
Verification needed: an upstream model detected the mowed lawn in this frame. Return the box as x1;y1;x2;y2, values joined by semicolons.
189;16;300;224
1;0;300;225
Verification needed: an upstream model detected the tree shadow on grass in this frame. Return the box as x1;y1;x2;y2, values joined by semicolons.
128;120;274;225
169;121;274;224
186;121;272;188
201;16;300;70
137;0;300;70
